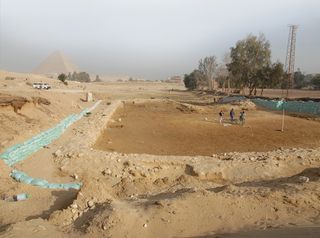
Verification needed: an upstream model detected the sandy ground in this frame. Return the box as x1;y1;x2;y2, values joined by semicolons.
94;100;320;155
0;71;320;238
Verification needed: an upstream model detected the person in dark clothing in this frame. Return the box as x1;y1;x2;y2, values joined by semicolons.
219;110;224;124
230;108;235;122
239;110;246;126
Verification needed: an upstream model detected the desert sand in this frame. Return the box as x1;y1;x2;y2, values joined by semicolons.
1;70;320;238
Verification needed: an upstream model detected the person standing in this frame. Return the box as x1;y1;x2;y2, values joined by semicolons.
239;110;246;126
230;108;235;123
219;110;224;124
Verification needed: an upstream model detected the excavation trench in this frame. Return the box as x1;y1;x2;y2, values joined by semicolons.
93;100;320;156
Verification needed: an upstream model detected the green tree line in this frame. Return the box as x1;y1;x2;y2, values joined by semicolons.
184;33;319;95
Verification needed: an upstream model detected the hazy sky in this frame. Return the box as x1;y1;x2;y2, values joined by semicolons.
0;0;319;79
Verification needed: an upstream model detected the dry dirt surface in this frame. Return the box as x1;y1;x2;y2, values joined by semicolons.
94;100;320;156
1;71;320;238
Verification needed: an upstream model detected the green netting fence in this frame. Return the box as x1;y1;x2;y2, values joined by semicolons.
0;100;101;190
252;98;320;115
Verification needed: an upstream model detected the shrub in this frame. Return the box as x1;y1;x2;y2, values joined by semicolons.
58;73;67;82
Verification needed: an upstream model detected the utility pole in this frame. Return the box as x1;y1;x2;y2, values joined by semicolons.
281;25;298;132
285;25;298;98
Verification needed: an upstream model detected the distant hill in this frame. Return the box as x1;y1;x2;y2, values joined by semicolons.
33;51;79;76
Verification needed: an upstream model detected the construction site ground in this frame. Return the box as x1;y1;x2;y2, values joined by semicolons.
1;70;320;238
94;100;320;156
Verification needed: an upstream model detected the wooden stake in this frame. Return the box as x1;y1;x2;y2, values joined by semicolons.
281;106;285;132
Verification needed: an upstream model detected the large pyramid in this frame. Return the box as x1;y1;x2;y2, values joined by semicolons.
33;51;79;75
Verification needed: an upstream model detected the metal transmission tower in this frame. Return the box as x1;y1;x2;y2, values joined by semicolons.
285;25;298;96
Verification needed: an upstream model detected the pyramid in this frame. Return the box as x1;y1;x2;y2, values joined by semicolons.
33;51;79;75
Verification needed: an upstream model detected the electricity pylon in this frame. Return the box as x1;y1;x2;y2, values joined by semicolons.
285;25;298;97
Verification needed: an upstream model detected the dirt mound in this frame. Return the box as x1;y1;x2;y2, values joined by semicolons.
175;102;205;113
0;94;51;113
0;93;29;112
44;141;320;237
231;99;257;110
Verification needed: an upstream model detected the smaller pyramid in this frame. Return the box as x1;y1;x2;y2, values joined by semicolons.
33;51;79;75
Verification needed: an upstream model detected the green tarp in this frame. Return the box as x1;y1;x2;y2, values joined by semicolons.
0;100;101;190
252;98;320;115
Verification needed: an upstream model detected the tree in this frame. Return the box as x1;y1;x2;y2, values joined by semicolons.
95;75;102;82
222;53;231;93
216;60;229;92
71;72;77;81
311;74;320;89
66;72;71;81
269;62;285;88
76;72;91;82
227;34;271;95
294;69;306;89
58;73;67;82
257;62;285;95
184;70;205;90
198;56;218;90
69;72;91;82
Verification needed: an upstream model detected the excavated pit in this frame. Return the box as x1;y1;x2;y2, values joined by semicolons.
93;100;320;156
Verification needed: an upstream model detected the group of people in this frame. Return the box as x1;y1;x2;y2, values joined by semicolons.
219;108;246;125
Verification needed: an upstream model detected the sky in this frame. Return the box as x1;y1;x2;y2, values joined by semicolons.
0;0;319;80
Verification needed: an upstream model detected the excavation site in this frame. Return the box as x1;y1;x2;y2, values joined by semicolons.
1;1;320;237
94;100;320;156
1;77;320;238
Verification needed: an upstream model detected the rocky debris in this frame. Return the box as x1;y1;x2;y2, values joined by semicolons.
153;177;170;186
102;169;112;176
66;152;75;158
72;214;79;221
123;160;131;167
128;169;137;177
32;97;51;106
87;200;95;209
298;176;310;183
153;201;164;207
186;163;219;180
162;177;169;184
53;149;62;158
231;99;256;110
176;175;188;183
175;102;204;113
70;204;78;209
